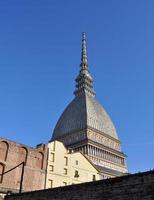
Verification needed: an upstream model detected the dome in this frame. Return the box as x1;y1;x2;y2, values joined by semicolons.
52;93;118;140
52;32;118;141
51;33;128;177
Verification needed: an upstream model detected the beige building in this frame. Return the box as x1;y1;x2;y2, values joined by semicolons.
45;141;102;188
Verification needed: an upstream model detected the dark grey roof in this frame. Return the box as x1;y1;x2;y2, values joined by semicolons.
95;165;126;176
52;92;118;140
52;33;118;141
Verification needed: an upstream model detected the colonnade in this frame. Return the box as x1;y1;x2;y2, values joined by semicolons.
75;145;124;165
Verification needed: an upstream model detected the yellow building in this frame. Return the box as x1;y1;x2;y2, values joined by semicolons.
45;141;102;188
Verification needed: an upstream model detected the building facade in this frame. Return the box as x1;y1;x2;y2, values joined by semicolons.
0;33;128;198
46;141;102;189
0;138;47;196
52;32;128;177
0;138;103;197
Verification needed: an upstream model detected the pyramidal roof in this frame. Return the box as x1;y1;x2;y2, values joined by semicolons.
52;33;118;140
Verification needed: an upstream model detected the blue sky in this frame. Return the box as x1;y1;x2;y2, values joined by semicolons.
0;0;154;173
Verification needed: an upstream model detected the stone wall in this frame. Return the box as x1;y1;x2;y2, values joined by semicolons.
0;193;5;200
5;170;154;200
0;138;48;194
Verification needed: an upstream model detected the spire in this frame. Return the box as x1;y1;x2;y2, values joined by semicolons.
74;32;95;97
81;32;88;69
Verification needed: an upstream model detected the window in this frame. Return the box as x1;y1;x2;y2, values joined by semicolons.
49;165;54;172
51;153;55;162
74;170;79;178
64;168;68;175
64;156;68;166
52;141;56;151
75;160;78;165
92;175;96;181
48;179;53;188
63;182;67;186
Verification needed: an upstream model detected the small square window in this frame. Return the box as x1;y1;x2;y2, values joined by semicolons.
64;156;68;166
51;153;55;162
75;160;78;165
49;165;54;172
92;175;96;181
74;170;79;178
52;141;56;151
48;179;53;188
63;182;67;186
64;168;68;175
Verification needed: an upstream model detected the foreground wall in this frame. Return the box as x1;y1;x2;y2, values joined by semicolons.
5;170;154;200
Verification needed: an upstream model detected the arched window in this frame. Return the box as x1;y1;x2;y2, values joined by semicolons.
36;152;44;169
0;141;9;161
17;147;28;165
0;163;4;183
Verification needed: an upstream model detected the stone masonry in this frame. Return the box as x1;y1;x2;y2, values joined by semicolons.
5;170;154;200
0;138;47;195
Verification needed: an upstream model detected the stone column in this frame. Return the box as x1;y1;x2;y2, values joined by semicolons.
87;145;89;155
89;145;91;155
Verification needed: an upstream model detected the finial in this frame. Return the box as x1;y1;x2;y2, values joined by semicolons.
81;32;88;69
74;32;95;97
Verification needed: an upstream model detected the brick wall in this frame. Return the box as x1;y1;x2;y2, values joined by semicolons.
0;138;48;194
5;170;154;200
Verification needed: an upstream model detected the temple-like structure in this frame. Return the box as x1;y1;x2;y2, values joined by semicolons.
52;33;128;177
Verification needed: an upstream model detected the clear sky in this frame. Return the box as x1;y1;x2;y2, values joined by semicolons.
0;0;154;173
